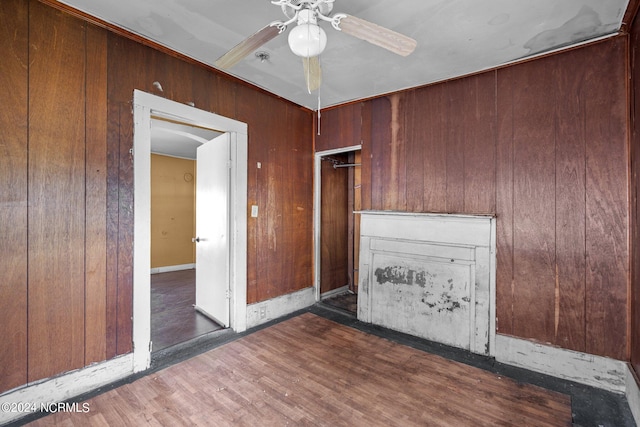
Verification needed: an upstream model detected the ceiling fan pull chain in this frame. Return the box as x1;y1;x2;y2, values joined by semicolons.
317;89;322;136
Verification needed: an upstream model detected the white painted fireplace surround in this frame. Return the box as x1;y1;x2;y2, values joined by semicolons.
357;211;496;356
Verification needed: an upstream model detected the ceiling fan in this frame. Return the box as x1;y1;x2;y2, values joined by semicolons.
214;0;417;93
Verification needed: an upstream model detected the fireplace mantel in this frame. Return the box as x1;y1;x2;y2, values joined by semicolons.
357;211;496;355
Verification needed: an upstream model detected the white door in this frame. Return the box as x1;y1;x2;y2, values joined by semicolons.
194;132;230;327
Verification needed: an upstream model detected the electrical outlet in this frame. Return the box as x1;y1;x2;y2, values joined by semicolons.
259;305;267;319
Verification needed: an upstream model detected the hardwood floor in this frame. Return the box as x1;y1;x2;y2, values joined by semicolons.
151;269;222;351
28;313;572;426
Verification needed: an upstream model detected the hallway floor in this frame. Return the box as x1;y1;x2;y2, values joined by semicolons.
151;269;222;351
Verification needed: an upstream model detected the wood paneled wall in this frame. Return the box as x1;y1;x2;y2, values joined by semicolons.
28;0;88;381
0;0;313;394
316;37;629;360
0;0;28;393
631;14;640;377
320;154;350;294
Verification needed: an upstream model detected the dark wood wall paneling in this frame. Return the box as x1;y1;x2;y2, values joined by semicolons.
85;23;109;365
239;85;313;303
320;154;350;294
631;11;640;377
28;0;87;382
580;39;628;359
0;0;112;387
317;37;629;360
315;103;362;152
0;0;313;394
0;0;28;392
504;56;558;347
286;105;314;298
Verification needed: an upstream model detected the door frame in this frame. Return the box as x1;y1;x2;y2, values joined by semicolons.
132;90;248;372
313;145;361;302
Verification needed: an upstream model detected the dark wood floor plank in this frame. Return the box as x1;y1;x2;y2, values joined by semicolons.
151;270;221;351
29;313;572;427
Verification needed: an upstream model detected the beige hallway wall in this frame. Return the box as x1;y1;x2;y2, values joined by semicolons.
151;154;196;268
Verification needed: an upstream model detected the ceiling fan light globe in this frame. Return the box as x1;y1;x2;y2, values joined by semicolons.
288;23;327;58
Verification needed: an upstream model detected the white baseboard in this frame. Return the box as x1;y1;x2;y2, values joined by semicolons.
0;354;134;425
626;365;640;426
321;285;350;299
246;287;316;329
150;263;195;274
495;334;626;393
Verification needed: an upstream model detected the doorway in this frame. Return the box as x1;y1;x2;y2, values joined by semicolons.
149;119;225;351
314;145;362;316
132;90;248;373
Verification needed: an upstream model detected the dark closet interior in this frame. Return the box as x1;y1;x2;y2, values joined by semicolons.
320;151;361;315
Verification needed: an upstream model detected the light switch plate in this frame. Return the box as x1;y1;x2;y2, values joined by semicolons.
251;205;259;217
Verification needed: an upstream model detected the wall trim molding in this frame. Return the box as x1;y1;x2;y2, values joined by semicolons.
150;263;195;274
0;354;133;425
246;287;316;329
495;334;627;393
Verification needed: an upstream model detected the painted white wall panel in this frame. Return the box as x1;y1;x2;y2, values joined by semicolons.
357;211;495;355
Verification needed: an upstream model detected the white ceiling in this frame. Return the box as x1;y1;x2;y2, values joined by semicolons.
151;117;221;160
59;0;629;110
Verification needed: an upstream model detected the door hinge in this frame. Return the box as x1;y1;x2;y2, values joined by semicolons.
225;289;231;299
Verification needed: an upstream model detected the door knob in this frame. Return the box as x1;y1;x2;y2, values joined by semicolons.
192;237;200;243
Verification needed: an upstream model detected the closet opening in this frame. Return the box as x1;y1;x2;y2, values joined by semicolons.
315;147;361;316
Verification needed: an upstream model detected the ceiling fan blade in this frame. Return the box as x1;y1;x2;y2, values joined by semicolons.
303;56;322;93
338;14;417;57
215;24;281;69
